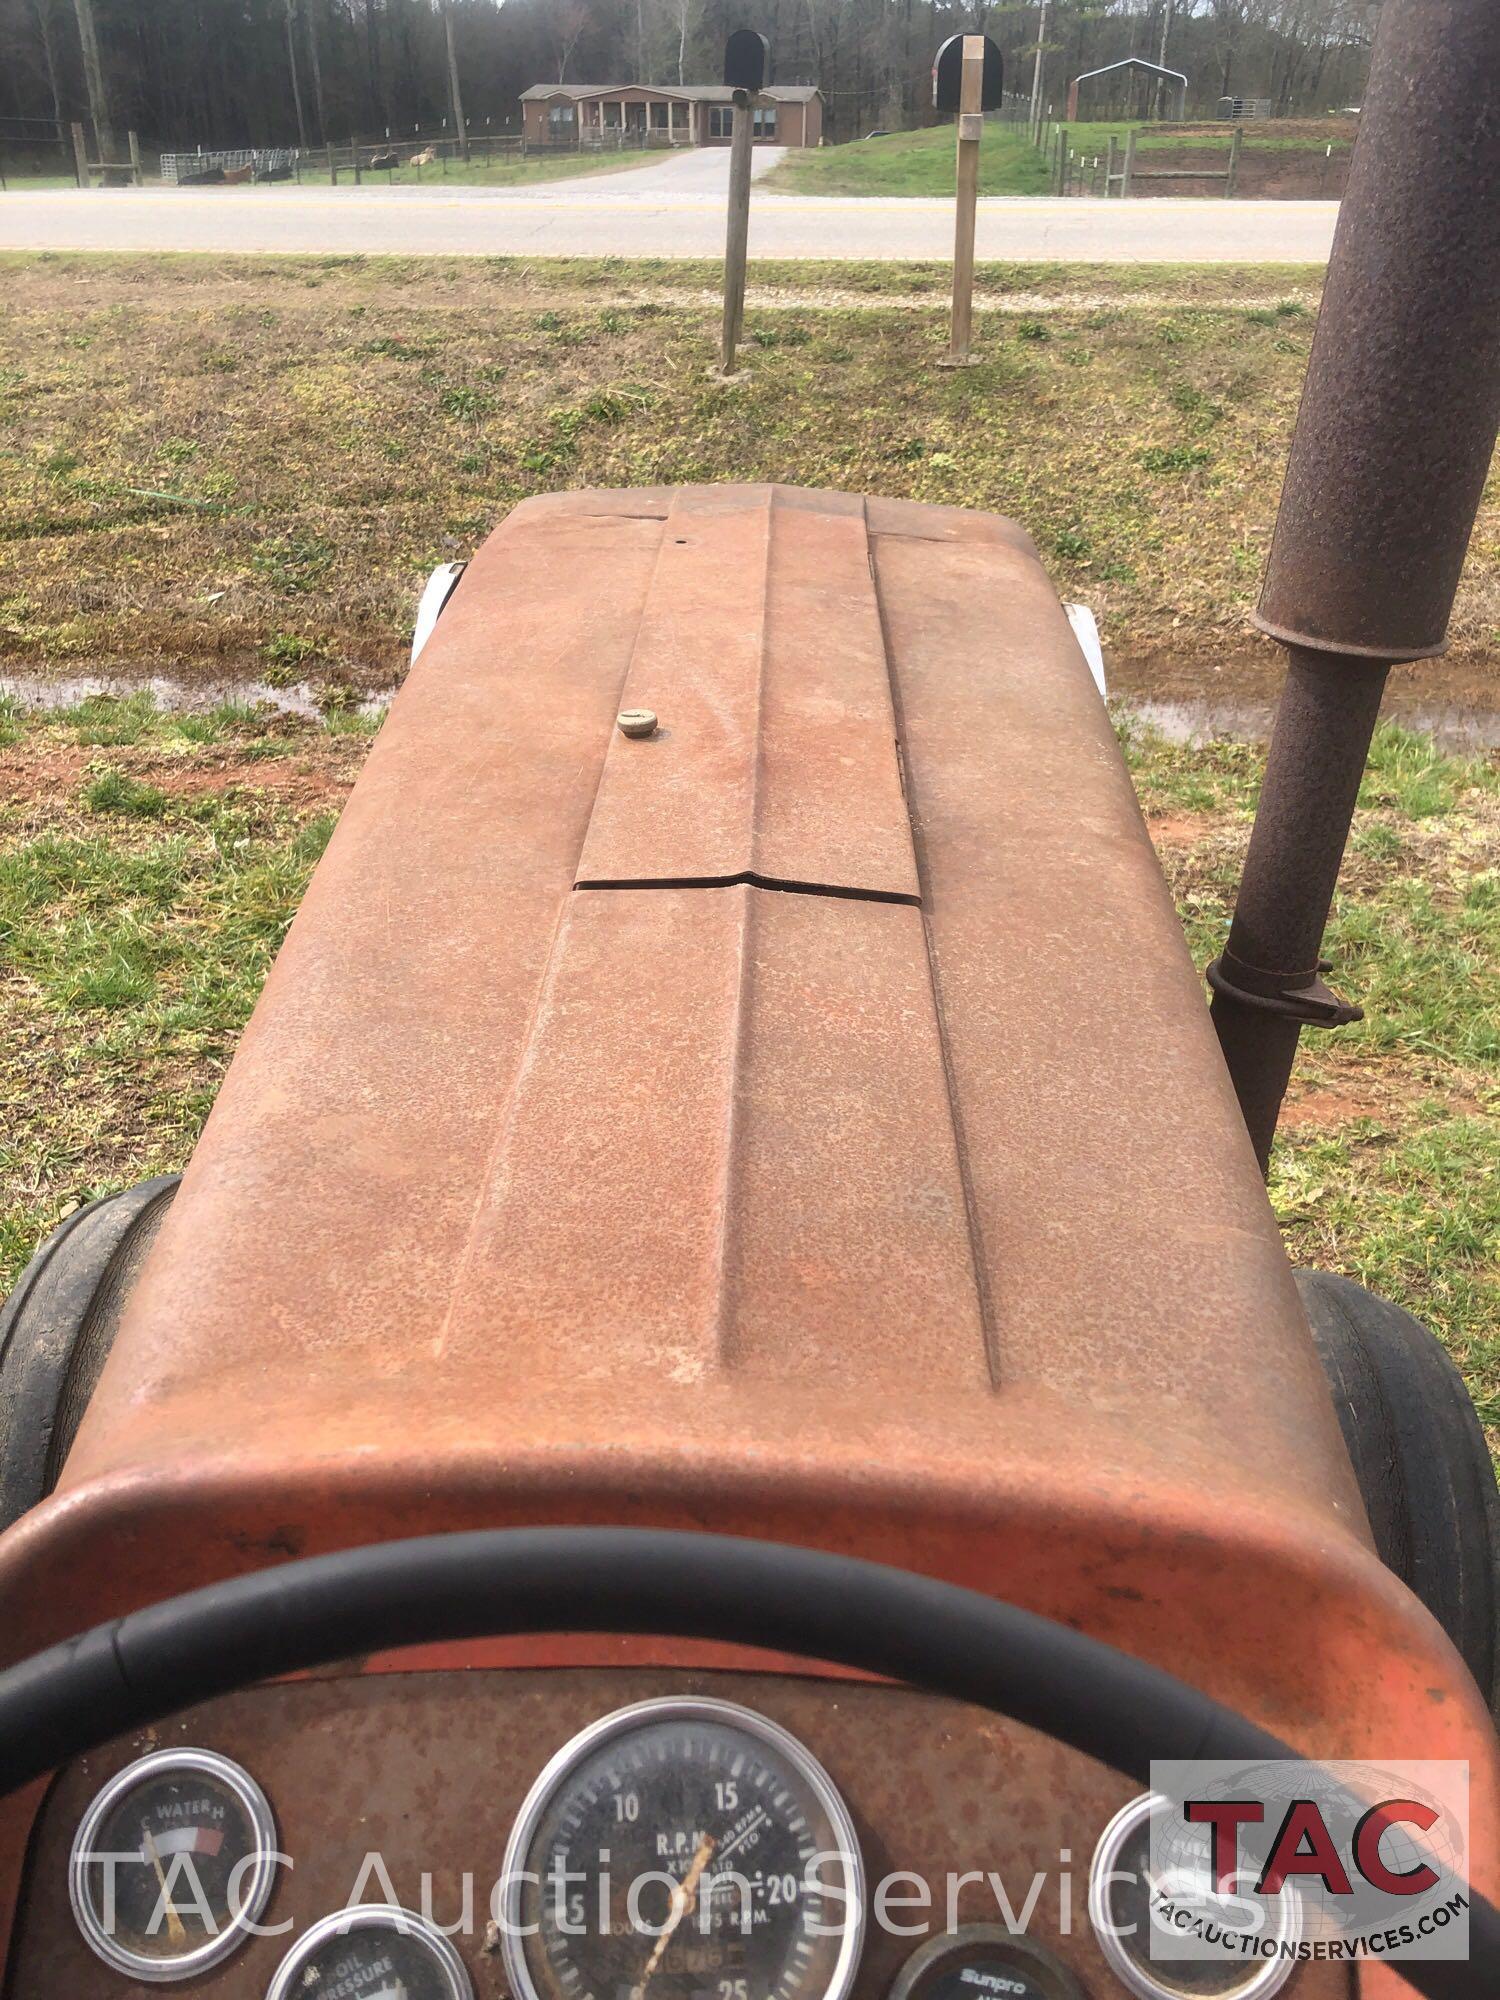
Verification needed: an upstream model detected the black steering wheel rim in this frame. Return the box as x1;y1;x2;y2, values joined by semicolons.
0;1525;1491;1994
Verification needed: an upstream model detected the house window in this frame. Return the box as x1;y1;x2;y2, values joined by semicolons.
548;104;576;130
753;106;778;138
708;105;733;138
650;102;670;129
603;102;621;128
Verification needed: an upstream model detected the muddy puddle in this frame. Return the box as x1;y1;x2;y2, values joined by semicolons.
2;669;1498;753
1119;696;1500;751
0;673;396;722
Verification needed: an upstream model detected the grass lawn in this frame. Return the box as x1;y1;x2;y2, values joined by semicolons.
327;148;658;189
0;153;655;192
1062;120;1357;156
767;117;1358;198
766;122;1054;197
1;696;1494;1451
2;253;1493;705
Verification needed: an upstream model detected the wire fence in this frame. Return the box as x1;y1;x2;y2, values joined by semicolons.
0;114;82;189
156;127;650;188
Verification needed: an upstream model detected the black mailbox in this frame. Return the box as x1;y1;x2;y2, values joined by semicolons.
724;29;771;92
932;34;1004;114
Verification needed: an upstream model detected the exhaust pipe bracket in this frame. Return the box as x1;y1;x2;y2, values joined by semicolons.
1207;952;1362;1030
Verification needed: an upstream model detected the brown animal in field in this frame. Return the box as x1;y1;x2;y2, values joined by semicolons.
408;147;437;168
223;162;254;184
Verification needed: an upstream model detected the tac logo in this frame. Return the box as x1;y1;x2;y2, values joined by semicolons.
1147;1760;1471;1966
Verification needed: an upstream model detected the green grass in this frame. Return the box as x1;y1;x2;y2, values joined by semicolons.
2;252;1404;700
768;116;1357;199
6;251;1494;697
1119;712;1499;1441
1060;120;1354;157
0;152;655;193
328;148;658;190
766;122;1055;197
0;696;363;1286
2;701;1495;1451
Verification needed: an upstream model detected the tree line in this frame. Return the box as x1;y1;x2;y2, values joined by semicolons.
1;1;1381;163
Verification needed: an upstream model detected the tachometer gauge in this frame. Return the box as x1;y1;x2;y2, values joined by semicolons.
265;1905;474;2000
502;1698;864;2000
68;1747;277;1981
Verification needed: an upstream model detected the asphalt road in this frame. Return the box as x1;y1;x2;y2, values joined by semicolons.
1;147;1339;262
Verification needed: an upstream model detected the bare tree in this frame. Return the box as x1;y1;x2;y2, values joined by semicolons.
664;0;699;85
304;0;328;145
555;0;588;83
29;0;66;127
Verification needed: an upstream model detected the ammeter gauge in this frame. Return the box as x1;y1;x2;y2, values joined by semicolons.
888;1928;1084;2000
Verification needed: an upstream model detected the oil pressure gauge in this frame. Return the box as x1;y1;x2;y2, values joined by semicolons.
501;1697;864;2000
69;1747;277;1980
265;1905;474;2000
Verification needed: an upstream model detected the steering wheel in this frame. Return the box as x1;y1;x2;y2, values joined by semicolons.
0;1526;1491;1996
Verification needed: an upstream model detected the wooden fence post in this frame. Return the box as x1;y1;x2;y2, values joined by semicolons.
943;36;986;367
718;89;756;377
1105;134;1117;197
72;121;90;186
1226;122;1243;198
128;131;143;186
1056;125;1069;196
351;139;361;185
1122;125;1137;199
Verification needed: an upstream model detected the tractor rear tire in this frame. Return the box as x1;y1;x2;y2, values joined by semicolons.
0;1175;180;1531
1297;1269;1500;1714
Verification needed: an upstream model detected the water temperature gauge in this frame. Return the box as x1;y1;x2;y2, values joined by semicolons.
69;1747;277;1980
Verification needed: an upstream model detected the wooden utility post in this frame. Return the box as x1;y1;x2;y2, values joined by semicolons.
71;0;117;174
128;130;143;186
284;0;310;154
1226;122;1243;197
943;38;985;366
719;90;755;378
442;0;469;162
716;28;770;381
1028;0;1049;144
933;31;1001;369
1121;125;1137;198
71;121;89;187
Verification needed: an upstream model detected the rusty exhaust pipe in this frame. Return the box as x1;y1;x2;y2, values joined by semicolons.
1209;0;1500;1174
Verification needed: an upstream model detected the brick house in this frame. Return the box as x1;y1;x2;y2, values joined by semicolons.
520;83;823;149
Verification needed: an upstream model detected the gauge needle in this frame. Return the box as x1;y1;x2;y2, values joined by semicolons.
631;1835;717;2000
141;1824;187;1945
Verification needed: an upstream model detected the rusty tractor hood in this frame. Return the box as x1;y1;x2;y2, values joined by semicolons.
0;485;1494;1798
